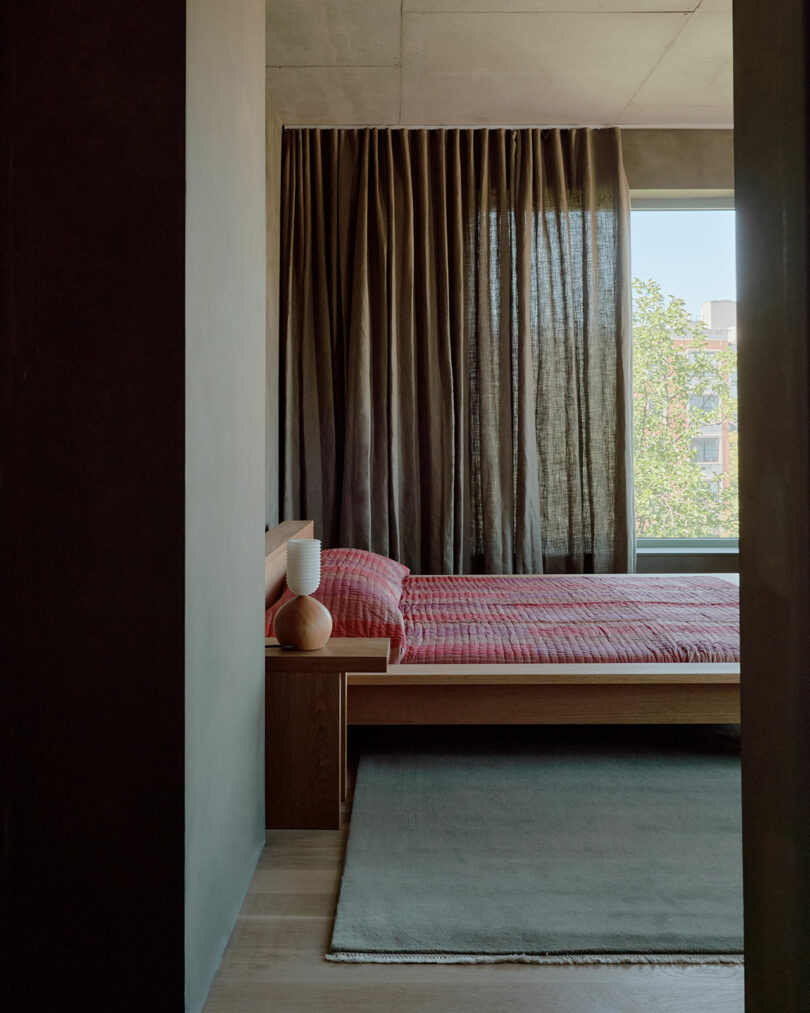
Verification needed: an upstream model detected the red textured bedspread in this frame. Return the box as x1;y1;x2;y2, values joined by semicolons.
398;574;739;665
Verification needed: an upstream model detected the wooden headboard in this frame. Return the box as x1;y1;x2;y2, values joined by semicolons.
265;520;314;606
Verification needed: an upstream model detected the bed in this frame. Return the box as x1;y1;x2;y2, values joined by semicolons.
265;521;740;726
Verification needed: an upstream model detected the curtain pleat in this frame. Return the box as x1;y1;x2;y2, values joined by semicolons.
280;127;633;574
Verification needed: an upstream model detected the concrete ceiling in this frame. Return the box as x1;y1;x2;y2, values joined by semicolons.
265;0;732;127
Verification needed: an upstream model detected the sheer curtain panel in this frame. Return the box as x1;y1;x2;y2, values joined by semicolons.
280;128;633;574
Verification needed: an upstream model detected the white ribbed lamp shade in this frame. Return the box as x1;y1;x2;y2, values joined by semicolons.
286;539;321;596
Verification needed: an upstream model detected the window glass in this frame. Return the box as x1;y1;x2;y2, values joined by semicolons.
689;394;720;413
631;208;738;539
693;437;721;463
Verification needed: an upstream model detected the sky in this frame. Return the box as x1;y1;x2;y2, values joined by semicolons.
630;209;736;320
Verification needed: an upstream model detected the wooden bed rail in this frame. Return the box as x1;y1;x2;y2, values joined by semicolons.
349;662;740;686
347;664;741;725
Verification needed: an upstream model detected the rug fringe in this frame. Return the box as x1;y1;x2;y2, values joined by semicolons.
325;951;744;966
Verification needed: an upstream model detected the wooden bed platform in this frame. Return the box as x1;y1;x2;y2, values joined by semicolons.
265;522;740;725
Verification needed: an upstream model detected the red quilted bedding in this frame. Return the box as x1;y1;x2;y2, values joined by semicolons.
398;574;739;665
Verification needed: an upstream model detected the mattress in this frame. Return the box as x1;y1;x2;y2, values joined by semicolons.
398;574;739;666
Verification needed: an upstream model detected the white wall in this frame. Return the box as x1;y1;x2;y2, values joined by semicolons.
185;2;266;1009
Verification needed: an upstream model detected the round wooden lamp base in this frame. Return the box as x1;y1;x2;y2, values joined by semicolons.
274;594;332;651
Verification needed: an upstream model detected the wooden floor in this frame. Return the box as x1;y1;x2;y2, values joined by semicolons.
204;740;744;1013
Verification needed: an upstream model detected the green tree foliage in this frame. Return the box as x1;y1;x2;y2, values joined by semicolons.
633;278;738;538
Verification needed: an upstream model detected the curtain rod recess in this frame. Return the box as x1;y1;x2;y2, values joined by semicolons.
281;124;620;131
279;124;727;131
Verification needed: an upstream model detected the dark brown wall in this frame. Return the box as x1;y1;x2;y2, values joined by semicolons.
734;0;810;1009
2;4;186;1008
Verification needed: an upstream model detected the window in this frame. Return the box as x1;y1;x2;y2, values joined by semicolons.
689;394;720;412
693;437;721;463
631;203;738;541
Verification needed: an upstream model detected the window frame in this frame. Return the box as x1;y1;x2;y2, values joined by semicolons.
630;190;739;555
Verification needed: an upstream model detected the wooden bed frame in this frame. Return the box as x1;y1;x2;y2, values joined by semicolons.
265;522;740;725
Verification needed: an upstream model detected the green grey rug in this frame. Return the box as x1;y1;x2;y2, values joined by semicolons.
328;727;743;964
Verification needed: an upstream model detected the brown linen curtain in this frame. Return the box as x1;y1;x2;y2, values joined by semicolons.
280;127;633;574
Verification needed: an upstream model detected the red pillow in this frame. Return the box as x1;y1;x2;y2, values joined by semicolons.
266;547;409;662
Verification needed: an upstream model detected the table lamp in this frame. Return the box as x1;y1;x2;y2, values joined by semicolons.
274;539;332;650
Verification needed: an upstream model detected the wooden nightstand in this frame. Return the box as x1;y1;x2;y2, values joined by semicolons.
264;637;389;829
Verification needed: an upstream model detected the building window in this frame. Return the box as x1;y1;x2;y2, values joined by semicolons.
689;393;720;412
631;204;738;540
693;437;721;463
